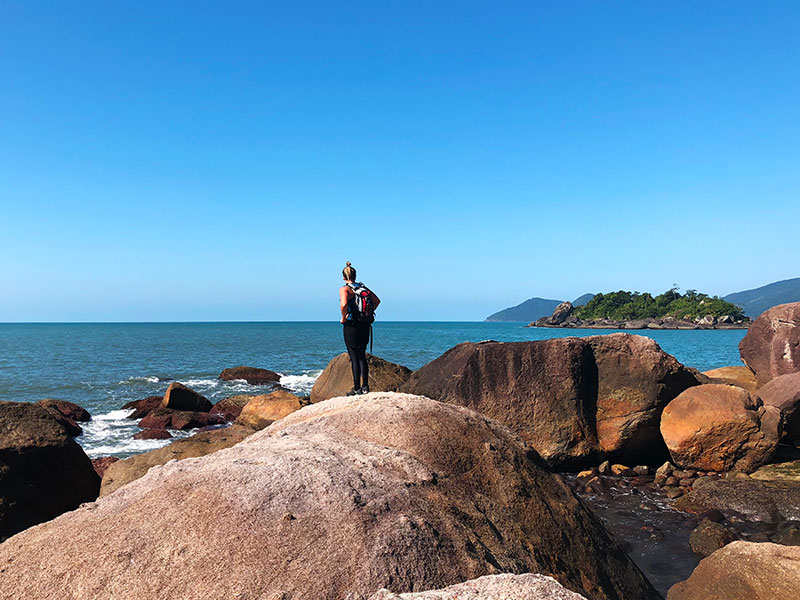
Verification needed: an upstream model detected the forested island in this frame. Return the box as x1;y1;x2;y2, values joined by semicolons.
531;288;749;329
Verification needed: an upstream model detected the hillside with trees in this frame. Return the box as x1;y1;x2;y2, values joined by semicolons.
574;288;745;321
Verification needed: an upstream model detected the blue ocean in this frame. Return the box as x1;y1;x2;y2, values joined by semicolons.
0;322;746;459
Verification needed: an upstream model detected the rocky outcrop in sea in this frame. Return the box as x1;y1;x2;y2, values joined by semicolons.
528;301;749;329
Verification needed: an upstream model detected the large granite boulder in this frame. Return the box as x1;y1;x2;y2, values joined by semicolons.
660;384;779;472
219;366;281;385
234;390;307;430
209;394;254;421
310;353;412;403
667;541;800;600
5;393;660;600
702;366;758;393
160;382;212;412
586;333;703;463
756;372;800;444
100;424;253;496
401;339;598;467
400;334;701;468
34;398;91;422
0;402;100;541
368;574;587;599
739;302;800;387
122;395;163;419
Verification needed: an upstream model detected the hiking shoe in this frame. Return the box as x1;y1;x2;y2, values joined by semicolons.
345;388;360;396
358;386;370;395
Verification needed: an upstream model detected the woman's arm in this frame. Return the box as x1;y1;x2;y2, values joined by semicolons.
339;286;351;323
371;290;381;309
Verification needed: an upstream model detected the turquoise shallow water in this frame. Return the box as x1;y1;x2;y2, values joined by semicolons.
0;322;746;457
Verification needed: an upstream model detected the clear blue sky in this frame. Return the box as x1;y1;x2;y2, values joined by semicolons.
1;1;798;321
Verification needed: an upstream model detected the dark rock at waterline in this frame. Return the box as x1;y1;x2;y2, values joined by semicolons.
661;384;779;473
39;408;83;437
689;519;736;557
138;408;224;431
34;398;91;422
219;366;281;385
160;382;212;412
739;301;800;387
122;395;163;419
209;394;254;421
10;393;660;600
133;428;173;440
0;402;100;541
667;541;800;600
674;477;800;523
91;456;119;478
757;372;800;444
310;353;412;403
400;334;702;469
100;424;254;496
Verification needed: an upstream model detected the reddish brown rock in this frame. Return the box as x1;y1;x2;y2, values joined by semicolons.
122;395;163;419
234;390;307;430
660;384;778;472
702;367;758;393
0;402;100;541
219;366;281;385
756;371;800;443
400;334;701;468
310;353;412;403
34;398;91;422
209;395;254;421
8;393;660;600
133;429;173;440
739;302;800;387
100;424;254;496
91;456;119;478
160;382;212;413
586;333;702;464
667;541;800;600
138;408;223;431
400;339;599;468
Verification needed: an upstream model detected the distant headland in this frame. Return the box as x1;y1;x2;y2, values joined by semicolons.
529;289;748;330
485;277;800;324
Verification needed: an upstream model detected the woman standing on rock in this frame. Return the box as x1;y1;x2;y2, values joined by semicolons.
340;262;380;395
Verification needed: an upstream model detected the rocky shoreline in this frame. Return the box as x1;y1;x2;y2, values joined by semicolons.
1;301;800;598
527;300;750;329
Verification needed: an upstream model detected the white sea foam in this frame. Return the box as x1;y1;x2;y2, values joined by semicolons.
177;378;219;388
280;371;321;394
119;375;160;384
93;409;135;421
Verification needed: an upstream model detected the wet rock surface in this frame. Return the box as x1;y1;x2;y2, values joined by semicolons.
218;365;282;385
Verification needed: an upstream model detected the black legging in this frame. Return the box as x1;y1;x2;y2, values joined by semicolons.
343;323;370;389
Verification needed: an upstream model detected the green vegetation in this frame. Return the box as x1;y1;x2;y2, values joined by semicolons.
573;288;746;321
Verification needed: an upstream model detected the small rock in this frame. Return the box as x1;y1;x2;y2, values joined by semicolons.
611;464;635;477
774;525;800;546
633;465;651;476
664;486;684;499
656;461;674;478
673;470;697;479
679;478;696;487
689;519;735;557
665;476;679;487
133;429;173;440
598;460;611;475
